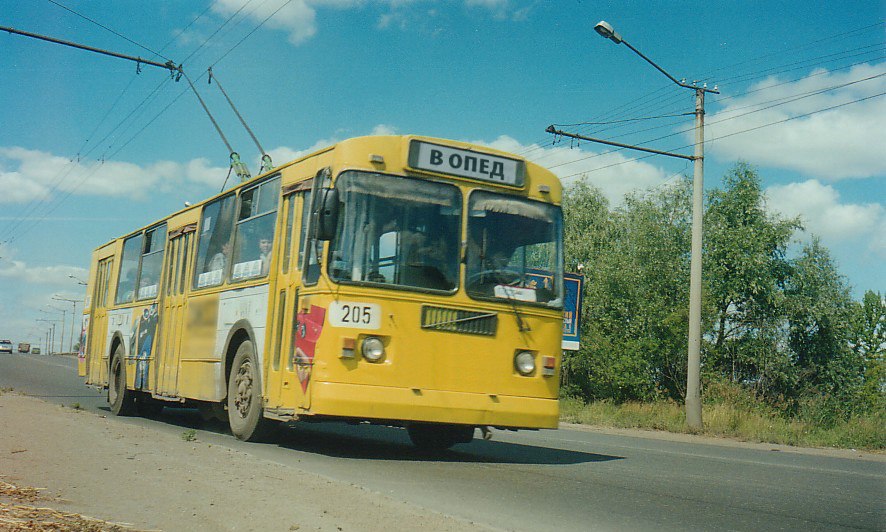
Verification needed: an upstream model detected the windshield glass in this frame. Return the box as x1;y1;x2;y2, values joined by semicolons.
328;171;462;292
466;191;563;307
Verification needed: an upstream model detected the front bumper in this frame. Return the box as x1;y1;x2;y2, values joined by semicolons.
309;381;559;429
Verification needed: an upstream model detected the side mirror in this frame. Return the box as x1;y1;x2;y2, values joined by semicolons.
314;188;339;241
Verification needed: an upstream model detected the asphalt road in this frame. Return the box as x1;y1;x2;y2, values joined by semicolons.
1;352;883;531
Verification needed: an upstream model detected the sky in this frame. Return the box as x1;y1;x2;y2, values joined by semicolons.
0;1;883;348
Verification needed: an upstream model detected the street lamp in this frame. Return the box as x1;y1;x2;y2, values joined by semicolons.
68;274;87;286
593;20;718;430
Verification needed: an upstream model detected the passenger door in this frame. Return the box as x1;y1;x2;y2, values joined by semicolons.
265;191;301;411
86;257;113;383
156;226;195;396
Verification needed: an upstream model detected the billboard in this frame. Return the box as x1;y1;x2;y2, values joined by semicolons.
562;273;584;350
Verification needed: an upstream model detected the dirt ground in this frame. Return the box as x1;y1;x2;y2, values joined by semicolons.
0;392;487;532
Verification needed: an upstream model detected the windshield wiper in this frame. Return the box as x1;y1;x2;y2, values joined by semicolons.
491;271;530;332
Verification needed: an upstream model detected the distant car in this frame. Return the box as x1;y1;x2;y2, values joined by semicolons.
31;347;42;355
0;340;12;354
18;342;30;354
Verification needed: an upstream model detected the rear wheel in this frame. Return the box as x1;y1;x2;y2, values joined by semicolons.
108;345;134;416
227;340;276;441
407;423;474;451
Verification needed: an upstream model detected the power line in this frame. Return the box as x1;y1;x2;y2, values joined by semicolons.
46;0;173;63
553;91;885;181
539;23;884;159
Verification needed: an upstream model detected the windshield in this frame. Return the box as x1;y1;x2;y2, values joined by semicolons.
328;171;462;292
466;191;563;307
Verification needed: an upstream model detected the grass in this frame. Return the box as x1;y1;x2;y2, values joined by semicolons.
181;429;197;442
559;397;886;451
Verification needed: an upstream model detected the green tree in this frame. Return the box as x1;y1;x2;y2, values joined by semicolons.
702;163;799;400
786;239;863;422
562;178;691;402
851;290;885;412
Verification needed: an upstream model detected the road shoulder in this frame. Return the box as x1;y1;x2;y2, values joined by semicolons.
0;392;488;531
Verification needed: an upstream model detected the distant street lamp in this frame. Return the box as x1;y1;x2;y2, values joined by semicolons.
53;295;83;353
36;318;57;355
42;307;66;355
593;20;718;430
68;274;87;286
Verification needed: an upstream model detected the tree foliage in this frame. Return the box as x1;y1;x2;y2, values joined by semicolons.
562;163;883;423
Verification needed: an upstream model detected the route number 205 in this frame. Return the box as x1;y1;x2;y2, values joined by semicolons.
329;301;381;330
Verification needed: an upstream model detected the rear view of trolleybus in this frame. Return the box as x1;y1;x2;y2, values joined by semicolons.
80;135;565;450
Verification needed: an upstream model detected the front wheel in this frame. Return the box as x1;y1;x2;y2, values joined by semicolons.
108;345;134;416
407;423;474;451
227;340;276;442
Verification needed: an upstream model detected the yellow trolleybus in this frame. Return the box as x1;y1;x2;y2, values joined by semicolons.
79;135;564;449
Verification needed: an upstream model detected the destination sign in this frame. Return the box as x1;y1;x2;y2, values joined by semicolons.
408;140;525;187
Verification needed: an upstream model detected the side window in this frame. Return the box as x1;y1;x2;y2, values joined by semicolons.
299;191;321;285
137;224;166;300
115;235;142;305
165;237;178;297
179;232;192;295
93;258;111;309
281;196;295;274
101;260;113;307
194;195;236;289
231;177;280;281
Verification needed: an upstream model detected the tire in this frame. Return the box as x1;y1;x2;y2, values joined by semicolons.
227;340;276;442
108;344;134;416
407;423;474;451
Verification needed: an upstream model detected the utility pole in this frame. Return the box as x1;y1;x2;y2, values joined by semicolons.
40;307;66;355
550;20;719;430
37;319;56;355
53;296;83;353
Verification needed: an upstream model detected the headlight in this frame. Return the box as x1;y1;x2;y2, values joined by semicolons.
362;336;385;362
514;351;535;376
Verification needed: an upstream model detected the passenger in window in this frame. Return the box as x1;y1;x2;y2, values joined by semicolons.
259;237;272;276
403;230;454;290
208;240;232;272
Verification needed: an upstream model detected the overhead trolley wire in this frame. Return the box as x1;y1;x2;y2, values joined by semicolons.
535;23;885;171
698;21;885;84
547;71;885;173
209;0;295;68
46;0;172;63
553;91;886;181
157;2;215;54
3;1;294;244
714;42;886;89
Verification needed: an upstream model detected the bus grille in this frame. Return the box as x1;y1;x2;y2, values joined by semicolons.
421;306;498;336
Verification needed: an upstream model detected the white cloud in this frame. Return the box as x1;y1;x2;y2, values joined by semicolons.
706;63;886;180
465;0;528;20
212;0;322;45
253;127;670;205
370;124;398;135
212;0;412;45
0;259;89;286
211;1;525;44
473;135;670;205
766;179;885;257
0;147;229;203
